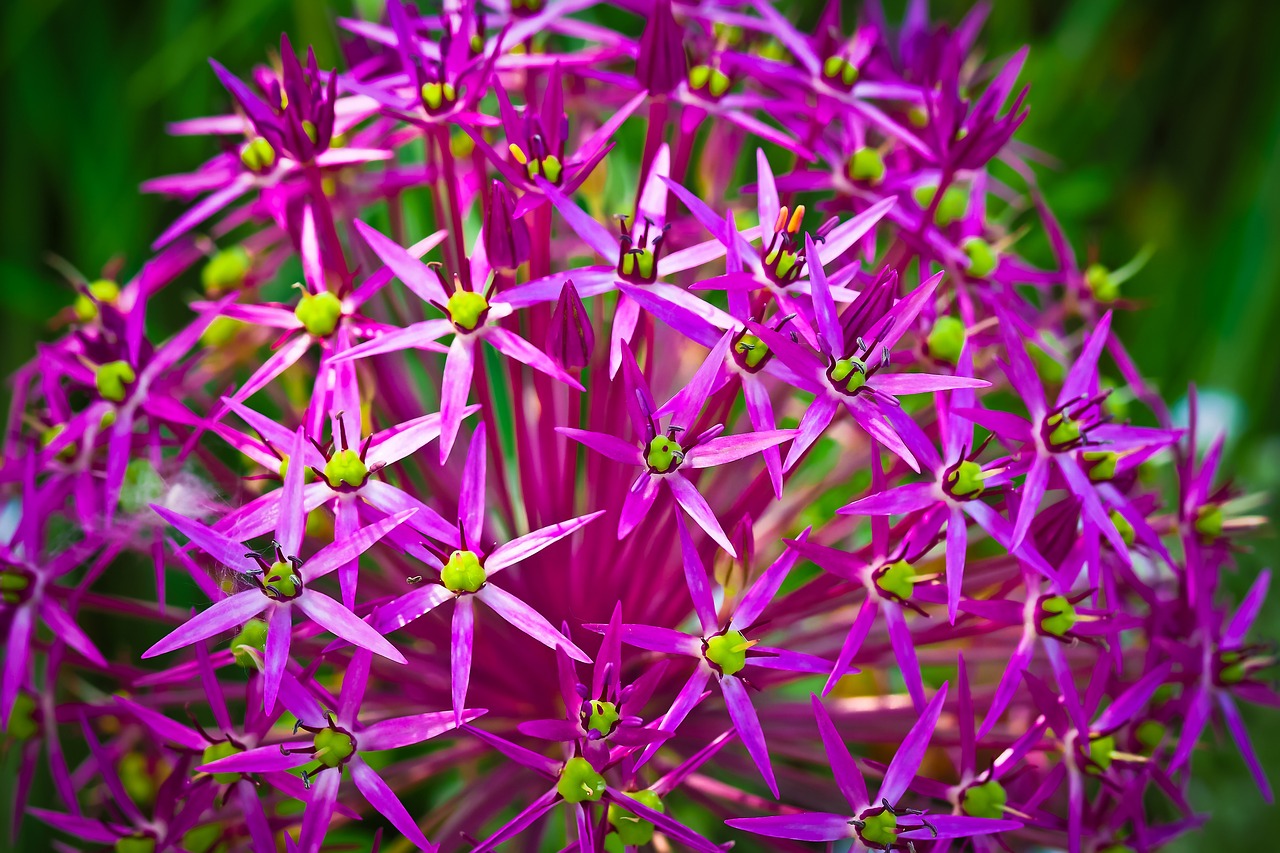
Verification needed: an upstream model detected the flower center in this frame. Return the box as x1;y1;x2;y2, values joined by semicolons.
508;143;562;184
960;779;1007;820
1036;594;1078;639
1086;733;1116;774
913;184;969;226
295;290;342;338
1;565;34;606
615;215;667;284
732;332;770;371
232;618;269;666
584;700;620;737
857;808;898;847
202;247;252;296
1085;263;1119;302
943;459;986;500
704;630;751;676
557;756;606;803
313;726;357;768
873;560;920;603
1134;719;1167;753
762;205;806;285
962;237;998;278
1083;450;1119;482
420;81;458;114
828;357;868;395
1194;503;1223;542
607;789;664;846
202;741;244;784
446;289;490;332
95;360;137;403
441;550;486;593
1044;412;1082;451
74;279;121;323
688;64;732;99
927;315;966;365
323;448;369;490
821;55;859;89
263;561;301;600
847;147;885;184
239;137;276;173
645;435;684;474
1214;646;1275;687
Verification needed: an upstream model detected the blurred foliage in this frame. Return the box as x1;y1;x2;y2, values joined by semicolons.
2;0;1278;848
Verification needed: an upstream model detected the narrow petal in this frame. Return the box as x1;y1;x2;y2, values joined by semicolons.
354;219;449;305
360;709;481;751
440;336;476;462
277;427;309;556
720;676;777;797
349;757;435;851
478;584;591;662
839;482;939;516
151;505;258;575
683;430;794;469
556;427;641;465
372;585;454;635
451;597;475;722
263;603;293;714
485;511;605;574
667;474;735;556
676;513;719;635
295;591;406;663
878;682;948;804
142;592;267;658
811;694;869;812
486;327;585;389
724;813;851;843
305;509;417;580
299;767;342;853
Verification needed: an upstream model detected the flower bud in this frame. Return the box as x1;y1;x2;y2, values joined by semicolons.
547;281;594;371
636;0;687;96
483;181;530;270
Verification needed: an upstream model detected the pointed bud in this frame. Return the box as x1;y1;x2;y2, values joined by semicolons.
636;0;687;96
483;180;530;270
547;281;595;371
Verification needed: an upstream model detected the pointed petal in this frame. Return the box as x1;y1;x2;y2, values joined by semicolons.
142;592;268;658
478;584;590;662
295;591;406;663
878;682;948;804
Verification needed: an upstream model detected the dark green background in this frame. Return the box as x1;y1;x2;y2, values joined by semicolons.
2;0;1276;847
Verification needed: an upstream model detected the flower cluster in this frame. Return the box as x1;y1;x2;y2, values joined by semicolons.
3;2;1273;852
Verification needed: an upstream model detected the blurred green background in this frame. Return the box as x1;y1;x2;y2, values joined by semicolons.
1;0;1277;847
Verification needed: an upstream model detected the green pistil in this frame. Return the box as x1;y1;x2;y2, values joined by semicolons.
734;333;769;369
0;567;31;606
821;55;859;88
962;237;998;278
201;316;241;347
541;154;563;184
1087;733;1116;774
860;810;898;847
313;727;356;768
4;692;38;741
1084;450;1119;482
421;81;458;112
95;360;136;403
908;106;929;128
1085;263;1119;303
264;562;299;599
830;358;867;393
239;137;276;173
295;290;342;338
1194;504;1224;542
40;423;75;461
74;279;121;322
875;560;919;602
202;741;243;784
1135;719;1166;752
1039;595;1078;638
608;789;664;846
1217;651;1247;685
323;448;368;489
961;779;1007;820
927;315;966;365
689;65;731;97
441;550;486;593
705;630;751;676
620;249;656;281
232;618;268;666
646;435;684;473
202;247;252;295
913;184;968;226
585;700;620;736
447;289;489;332
557;756;606;803
115;835;157;853
1046;412;1081;449
1110;510;1135;548
847;146;886;184
302;120;318;145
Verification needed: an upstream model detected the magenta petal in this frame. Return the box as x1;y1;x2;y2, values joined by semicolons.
349;757;436;851
359;481;458;545
200;741;312;774
299;767;342;853
839;482;938;516
263;603;293;714
811;694;869;812
610;622;701;656
556;427;642;466
666;473;735;556
439;335;476;463
618;471;660;537
1225;569;1271;649
237;779;276;853
142;591;268;659
372;585;453;635
38;599;107;667
720;675;777;797
113;697;206;751
1217;692;1273;802
878;682;948;805
28;809;126;845
295;591;406;664
517;718;583;741
638;666;711;768
946;505;968;624
783;394;839;471
306;509;416;581
1011;455;1051;550
725;813;852;842
486;511;605;575
824;598;878;697
683;430;794;469
675;514;719;634
459;422;487;549
451;596;475;722
477;584;590;662
486;326;584;389
150;505;258;575
901;815;1022;840
734;527;809;629
354;219;449;305
671;332;733;431
360;709;481;751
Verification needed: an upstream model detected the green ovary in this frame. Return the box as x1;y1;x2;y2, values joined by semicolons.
586;700;620;736
705;630;750;676
848;147;885;184
558;756;606;803
928;315;966;365
1109;510;1135;547
821;55;859;87
295;291;342;338
734;334;769;369
323;448;368;489
1088;733;1116;773
646;435;684;473
239;137;276;172
441;550;486;593
1039;595;1078;637
115;836;157;853
962;237;998;278
913;184;968;226
202;741;243;784
1084;450;1119;482
961;779;1007;819
95;360;136;402
447;289;489;331
947;459;986;498
1;568;31;606
264;562;298;598
232;618;268;666
421;81;457;111
74;279;121;322
1085;263;1119;302
202;247;251;295
608;789;664;845
1194;504;1223;541
1046;413;1081;449
313;727;356;768
1135;719;1166;752
860;810;898;847
876;560;919;601
830;358;867;393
